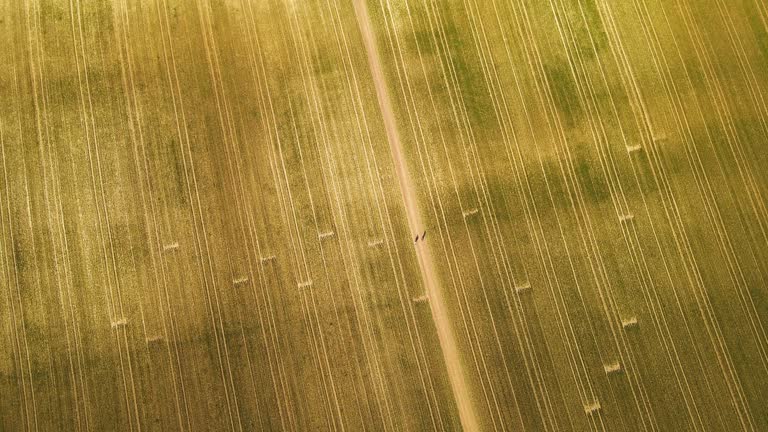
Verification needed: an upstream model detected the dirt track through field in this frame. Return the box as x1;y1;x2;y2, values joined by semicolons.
352;1;480;430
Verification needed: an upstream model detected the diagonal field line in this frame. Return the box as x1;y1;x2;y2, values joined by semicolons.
352;1;481;430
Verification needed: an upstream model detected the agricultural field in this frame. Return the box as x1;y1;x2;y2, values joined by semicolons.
1;0;767;431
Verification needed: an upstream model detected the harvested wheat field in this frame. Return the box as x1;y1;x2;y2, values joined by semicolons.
1;0;768;430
